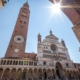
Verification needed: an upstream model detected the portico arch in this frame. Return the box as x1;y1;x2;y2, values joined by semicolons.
49;0;80;42
2;68;10;80
43;69;47;79
34;68;38;79
55;62;63;79
22;68;27;79
10;68;16;80
16;68;22;79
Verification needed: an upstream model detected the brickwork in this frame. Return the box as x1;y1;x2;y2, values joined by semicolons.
5;2;30;58
49;0;80;42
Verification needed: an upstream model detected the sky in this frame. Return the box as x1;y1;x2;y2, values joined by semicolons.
0;0;80;63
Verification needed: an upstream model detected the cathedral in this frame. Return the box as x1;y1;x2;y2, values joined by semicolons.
0;2;80;80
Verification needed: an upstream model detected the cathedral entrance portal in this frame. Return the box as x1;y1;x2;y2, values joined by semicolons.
43;69;47;80
56;62;63;79
44;72;47;79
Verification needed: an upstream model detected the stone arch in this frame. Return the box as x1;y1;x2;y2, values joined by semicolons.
49;0;80;24
69;70;73;79
68;71;72;79
38;68;43;79
34;68;37;73
52;69;55;79
2;68;10;80
22;68;27;79
16;68;22;79
66;70;69;78
43;68;47;79
55;62;63;79
72;70;76;79
33;68;38;79
47;69;52;79
28;68;33;79
49;0;80;42
0;68;3;79
76;71;79;79
77;71;80;79
10;68;16;80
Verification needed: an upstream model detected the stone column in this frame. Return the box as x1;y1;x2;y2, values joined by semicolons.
5;60;7;65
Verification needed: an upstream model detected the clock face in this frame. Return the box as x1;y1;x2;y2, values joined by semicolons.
14;35;24;44
51;44;56;51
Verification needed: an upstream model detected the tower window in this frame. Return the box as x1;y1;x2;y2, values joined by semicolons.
15;31;17;32
11;45;12;47
24;22;26;24
20;20;22;23
66;63;68;67
20;26;24;28
43;61;46;65
22;10;28;14
22;15;27;18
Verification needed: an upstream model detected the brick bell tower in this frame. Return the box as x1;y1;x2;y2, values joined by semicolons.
5;2;30;58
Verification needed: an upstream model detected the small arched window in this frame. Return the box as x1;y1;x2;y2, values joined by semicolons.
66;63;68;67
43;61;46;65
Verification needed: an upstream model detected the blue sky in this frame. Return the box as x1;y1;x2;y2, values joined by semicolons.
0;0;80;63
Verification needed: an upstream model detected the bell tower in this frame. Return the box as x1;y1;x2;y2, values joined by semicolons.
5;2;30;58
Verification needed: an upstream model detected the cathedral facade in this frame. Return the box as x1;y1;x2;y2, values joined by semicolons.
0;2;80;80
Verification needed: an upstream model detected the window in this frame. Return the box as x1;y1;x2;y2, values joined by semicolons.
43;61;46;65
62;49;65;51
20;26;24;28
24;22;26;24
22;10;28;14
66;63;68;67
22;15;27;18
11;45;12;47
20;20;22;23
15;31;17;33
